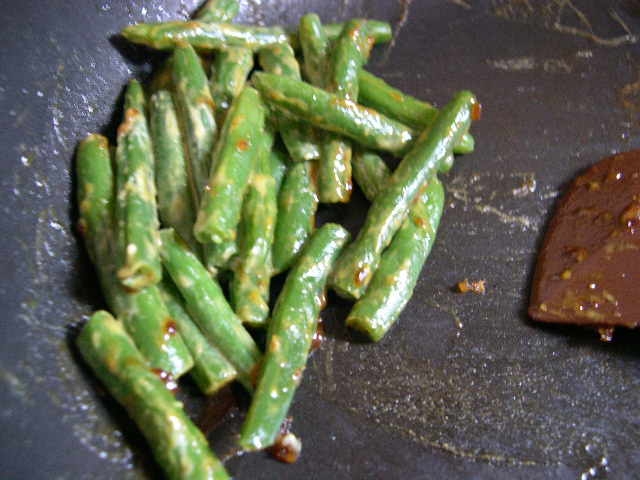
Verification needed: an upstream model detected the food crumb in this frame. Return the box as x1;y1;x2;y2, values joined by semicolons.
597;327;614;342
268;417;302;463
457;278;487;295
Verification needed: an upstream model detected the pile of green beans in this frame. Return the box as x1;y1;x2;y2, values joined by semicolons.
74;1;479;478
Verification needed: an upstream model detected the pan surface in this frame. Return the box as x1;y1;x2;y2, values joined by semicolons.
1;0;639;478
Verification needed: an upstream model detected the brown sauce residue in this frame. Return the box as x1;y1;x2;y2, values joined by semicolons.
197;386;237;436
76;219;87;237
268;417;301;464
236;139;250;151
311;318;325;353
163;319;178;341
471;102;482;121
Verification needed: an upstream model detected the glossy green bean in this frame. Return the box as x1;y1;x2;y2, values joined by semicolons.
358;70;475;155
114;80;162;291
159;278;237;394
330;90;477;299
209;46;254;125
194;87;266;265
271;161;319;274
252;73;415;155
171;44;217;203
351;149;391;201
349;151;445;340
230;126;277;327
298;13;329;87
77;311;229;480
258;43;320;162
122;21;289;51
289;19;392;50
159;228;261;390
268;145;288;191
78;136;194;378
239;224;349;450
319;19;373;203
149;90;198;251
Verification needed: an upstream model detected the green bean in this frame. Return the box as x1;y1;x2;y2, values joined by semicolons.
159;228;261;390
298;13;329;87
230;126;277;327
349;152;445;340
171;44;217;203
149;90;198;251
121;19;390;52
268;145;288;190
76;134;114;267
351;149;390;201
114;80;162;291
271;161;319;274
122;21;289;51
319;19;374;203
330;90;477;299
159;278;237;394
194;87;266;265
78;133;193;378
252;73;414;155
77;311;229;480
239;223;349;450
193;0;239;23
258;44;320;162
209;46;254;125
358;70;475;154
289;19;392;51
118;285;195;378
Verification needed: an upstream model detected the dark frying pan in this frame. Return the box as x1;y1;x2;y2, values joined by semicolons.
1;1;639;478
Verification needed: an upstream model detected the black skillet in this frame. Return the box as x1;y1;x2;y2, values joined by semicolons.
1;0;639;478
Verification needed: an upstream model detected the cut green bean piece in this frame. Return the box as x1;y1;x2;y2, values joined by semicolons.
358;70;475;154
271;161;319;274
298;13;329;87
171;44;217;203
319;19;374;203
121;19;390;52
330;90;477;299
252;73;415;155
150;90;198;251
78;134;193;378
114;80;162;291
77;311;229;480
239;224;349;450
268;146;288;191
289;19;392;50
259;43;320;162
349;151;445;341
210;46;254;125
351;149;391;201
231;127;277;327
159;278;237;394
77;134;114;267
194;87;266;260
117;286;195;378
159;228;261;390
193;0;239;23
122;21;289;51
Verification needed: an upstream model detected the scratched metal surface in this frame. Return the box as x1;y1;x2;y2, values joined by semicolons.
1;0;639;478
